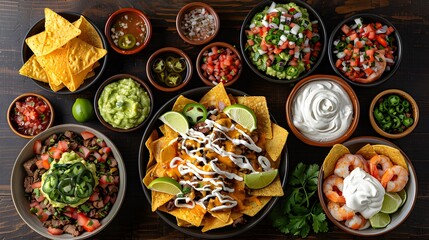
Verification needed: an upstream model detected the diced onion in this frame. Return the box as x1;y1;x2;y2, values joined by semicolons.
336;52;346;58
290;24;300;35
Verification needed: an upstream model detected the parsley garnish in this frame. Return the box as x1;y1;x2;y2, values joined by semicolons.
271;163;328;238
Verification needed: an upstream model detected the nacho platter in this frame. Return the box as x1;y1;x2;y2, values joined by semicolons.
138;85;289;238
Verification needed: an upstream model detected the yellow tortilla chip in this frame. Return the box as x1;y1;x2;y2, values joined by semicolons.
172;95;197;112
322;144;350;179
142;165;155;187
230;212;244;220
159;124;179;139
160;142;178;164
19;55;48;82
209;209;231;223
67;38;107;75
25;31;46;57
356;144;378;160
202;215;233;232
85;70;95;79
265;123;288;161
250;177;283;197
145;130;159;169
43;8;81;55
373;145;408;170
36;46;71;87
199;83;231;109
64;63;94;91
75;16;103;48
151;190;174;212
164;204;206;227
241;196;272;217
176;218;194;227
235;96;272;139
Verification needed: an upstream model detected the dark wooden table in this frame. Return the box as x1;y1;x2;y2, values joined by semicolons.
1;0;428;239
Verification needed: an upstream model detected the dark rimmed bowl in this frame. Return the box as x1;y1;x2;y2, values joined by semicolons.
138;87;288;239
104;8;152;55
7;93;55;139
146;47;193;92
369;89;419;139
196;42;242;87
317;136;417;236
328;13;403;87
176;2;220;45
11;124;127;239
285;74;360;147
240;0;327;84
22;12;108;94
94;74;154;132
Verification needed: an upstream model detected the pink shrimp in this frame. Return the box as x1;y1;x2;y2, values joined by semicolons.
345;213;369;230
381;165;409;192
334;154;369;178
369;154;393;180
323;175;346;204
327;201;355;222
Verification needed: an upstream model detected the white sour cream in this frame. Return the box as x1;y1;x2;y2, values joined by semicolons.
343;168;385;219
292;80;353;142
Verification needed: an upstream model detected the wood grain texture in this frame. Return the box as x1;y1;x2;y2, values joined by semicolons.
0;0;428;239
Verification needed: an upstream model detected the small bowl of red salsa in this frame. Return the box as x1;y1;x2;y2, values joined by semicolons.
105;8;152;55
7;93;54;139
196;42;243;87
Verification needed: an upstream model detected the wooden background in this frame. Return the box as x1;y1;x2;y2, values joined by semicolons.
0;0;428;239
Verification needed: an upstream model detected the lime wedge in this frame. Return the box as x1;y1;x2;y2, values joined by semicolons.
370;212;391;228
397;188;407;207
159;111;189;135
244;169;278;189
223;104;257;132
380;192;402;214
148;177;182;195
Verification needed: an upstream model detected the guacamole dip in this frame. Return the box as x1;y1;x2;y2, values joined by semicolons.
40;152;98;208
98;78;151;129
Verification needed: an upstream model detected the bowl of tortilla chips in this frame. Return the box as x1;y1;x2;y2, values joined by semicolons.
318;137;417;236
20;8;108;94
138;83;289;238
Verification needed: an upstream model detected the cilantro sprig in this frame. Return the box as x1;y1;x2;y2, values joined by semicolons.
271;162;328;238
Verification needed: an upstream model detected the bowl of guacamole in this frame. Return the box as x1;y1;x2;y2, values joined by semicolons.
95;74;153;132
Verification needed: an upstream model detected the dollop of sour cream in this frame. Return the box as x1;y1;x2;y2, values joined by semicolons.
292;80;353;142
343;168;385;219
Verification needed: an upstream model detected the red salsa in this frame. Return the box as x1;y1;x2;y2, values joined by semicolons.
200;46;241;84
11;96;51;136
110;12;147;50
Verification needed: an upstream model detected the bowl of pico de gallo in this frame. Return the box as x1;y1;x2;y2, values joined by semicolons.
240;0;326;84
328;13;403;87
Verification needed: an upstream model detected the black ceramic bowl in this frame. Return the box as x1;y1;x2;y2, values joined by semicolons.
138;87;289;239
240;0;327;84
22;12;108;94
328;13;402;87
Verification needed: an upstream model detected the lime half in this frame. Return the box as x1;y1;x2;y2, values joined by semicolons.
223;104;257;132
380;192;402;214
370;212;391;228
148;177;182;195
397;188;407;207
159;111;189;135
244;169;278;189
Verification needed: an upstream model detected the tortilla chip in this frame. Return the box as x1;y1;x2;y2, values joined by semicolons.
172;95;197;112
145;130;159;169
209;209;231;223
150;137;170;163
67;38;107;75
165;204;206;227
64;63;93;91
250;176;283;197
356;144;378;160
199;83;231;109
241;196;272;217
151;190;174;212
202;215;233;232
373;145;408;170
19;55;48;82
265;123;288;161
75;16;103;48
25;32;46;57
43;8;81;55
160;124;179;139
323;144;350;179
228;94;237;104
230;212;244;220
177;218;194;227
160;142;178;164
235;96;272;139
36;46;71;86
85;70;95;79
142;165;155;187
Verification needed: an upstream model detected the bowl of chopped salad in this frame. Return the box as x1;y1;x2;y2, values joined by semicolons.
328;13;402;87
11;124;126;239
240;1;326;84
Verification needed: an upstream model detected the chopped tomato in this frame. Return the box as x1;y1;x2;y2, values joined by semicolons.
79;146;91;159
31;181;42;189
33;140;42;154
364;67;375;76
48;146;62;159
11;96;51;136
77;213;101;232
376;35;388;47
81;130;95;140
99;175;114;188
48;226;64;235
57;140;69;151
341;24;350;34
200;46;241;84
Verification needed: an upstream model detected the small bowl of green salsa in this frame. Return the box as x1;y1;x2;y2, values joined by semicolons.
94;74;153;132
369;89;419;139
104;8;152;55
146;47;193;92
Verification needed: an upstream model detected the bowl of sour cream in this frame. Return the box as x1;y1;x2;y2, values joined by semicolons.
285;74;360;147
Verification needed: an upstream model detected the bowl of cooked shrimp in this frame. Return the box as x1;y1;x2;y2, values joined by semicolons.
317;136;417;236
